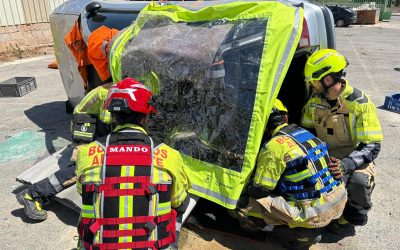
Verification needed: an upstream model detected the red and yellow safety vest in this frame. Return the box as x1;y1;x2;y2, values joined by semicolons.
76;124;188;249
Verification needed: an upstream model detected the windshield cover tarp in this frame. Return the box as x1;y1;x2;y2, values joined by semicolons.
110;1;303;208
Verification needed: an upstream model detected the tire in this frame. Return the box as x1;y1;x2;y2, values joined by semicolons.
336;18;345;27
65;100;74;114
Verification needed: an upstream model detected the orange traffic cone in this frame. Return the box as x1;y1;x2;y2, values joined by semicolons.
48;60;58;69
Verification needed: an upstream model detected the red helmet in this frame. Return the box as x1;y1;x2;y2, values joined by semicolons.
104;78;156;114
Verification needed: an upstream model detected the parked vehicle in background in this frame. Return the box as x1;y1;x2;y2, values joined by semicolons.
327;5;357;27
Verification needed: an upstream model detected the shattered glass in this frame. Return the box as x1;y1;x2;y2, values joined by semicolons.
119;16;268;172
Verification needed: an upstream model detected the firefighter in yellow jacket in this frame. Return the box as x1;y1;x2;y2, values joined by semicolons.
75;78;189;249
234;99;347;249
16;82;113;221
301;49;383;231
16;25;119;222
17;25;117;221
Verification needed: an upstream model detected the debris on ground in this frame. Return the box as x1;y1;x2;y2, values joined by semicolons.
47;60;58;69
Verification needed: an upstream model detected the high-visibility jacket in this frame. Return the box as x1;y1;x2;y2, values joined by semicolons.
76;124;189;249
88;26;119;82
65;17;91;88
72;83;113;143
250;123;347;228
301;80;383;159
74;82;112;124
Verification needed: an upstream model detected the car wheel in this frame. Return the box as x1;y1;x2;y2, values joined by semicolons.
336;19;345;27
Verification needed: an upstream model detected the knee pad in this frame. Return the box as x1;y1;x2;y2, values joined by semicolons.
347;172;373;210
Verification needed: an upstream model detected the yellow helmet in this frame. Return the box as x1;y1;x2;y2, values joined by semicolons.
267;99;288;131
271;99;288;114
304;49;349;84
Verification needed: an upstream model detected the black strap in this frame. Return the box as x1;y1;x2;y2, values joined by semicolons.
73;113;97;123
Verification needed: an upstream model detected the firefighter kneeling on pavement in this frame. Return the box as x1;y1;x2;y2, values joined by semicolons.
75;78;190;249
232;99;347;249
16;25;118;221
302;49;383;231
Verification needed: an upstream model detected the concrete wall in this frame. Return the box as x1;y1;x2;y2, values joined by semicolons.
0;22;53;52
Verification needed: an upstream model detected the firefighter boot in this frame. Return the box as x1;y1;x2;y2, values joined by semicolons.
326;216;355;235
16;188;47;221
269;225;322;250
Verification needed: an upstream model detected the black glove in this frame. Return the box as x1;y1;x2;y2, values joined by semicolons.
237;194;249;208
247;181;272;199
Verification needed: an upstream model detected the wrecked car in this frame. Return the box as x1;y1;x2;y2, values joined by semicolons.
18;0;336;213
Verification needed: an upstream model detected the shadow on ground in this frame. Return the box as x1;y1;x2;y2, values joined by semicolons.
320;227;356;243
377;105;400;116
185;199;283;249
181;226;282;250
24;101;72;155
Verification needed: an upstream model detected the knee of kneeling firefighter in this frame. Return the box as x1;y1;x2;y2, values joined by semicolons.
347;172;373;210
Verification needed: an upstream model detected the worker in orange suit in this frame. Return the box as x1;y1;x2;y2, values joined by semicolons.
65;16;118;92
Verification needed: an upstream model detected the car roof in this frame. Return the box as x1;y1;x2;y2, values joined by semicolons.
326;5;349;9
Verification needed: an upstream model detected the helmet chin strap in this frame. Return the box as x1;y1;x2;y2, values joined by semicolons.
320;76;335;97
320;72;344;97
266;113;287;137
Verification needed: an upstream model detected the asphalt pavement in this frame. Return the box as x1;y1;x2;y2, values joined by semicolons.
0;17;400;250
0;55;77;249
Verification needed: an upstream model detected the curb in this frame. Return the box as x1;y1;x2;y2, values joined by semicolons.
0;55;54;67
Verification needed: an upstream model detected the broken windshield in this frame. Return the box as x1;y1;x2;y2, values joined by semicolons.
119;16;268;172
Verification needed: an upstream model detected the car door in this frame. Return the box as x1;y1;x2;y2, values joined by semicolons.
79;2;144;89
330;6;339;19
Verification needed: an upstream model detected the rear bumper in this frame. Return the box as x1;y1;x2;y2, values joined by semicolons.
346;17;357;25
